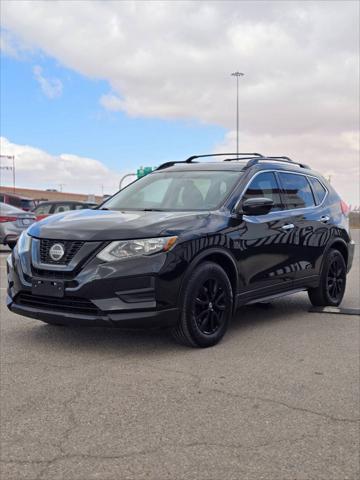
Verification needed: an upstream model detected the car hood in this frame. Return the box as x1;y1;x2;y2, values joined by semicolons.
28;209;212;241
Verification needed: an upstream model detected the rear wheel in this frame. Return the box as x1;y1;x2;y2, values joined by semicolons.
308;249;346;307
172;262;233;347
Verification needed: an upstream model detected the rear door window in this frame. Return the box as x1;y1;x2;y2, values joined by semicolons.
53;203;72;213
242;172;283;211
34;204;52;215
279;173;315;209
308;176;327;205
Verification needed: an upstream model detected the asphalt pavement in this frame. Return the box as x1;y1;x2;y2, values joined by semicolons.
0;232;359;480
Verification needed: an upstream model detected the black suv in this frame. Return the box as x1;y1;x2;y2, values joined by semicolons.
7;153;355;347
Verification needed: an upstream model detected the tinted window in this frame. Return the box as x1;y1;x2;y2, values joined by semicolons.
279;173;315;209
308;176;327;205
53;203;72;213
34;203;52;215
8;196;22;208
20;199;35;210
242;172;283;211
103;171;241;211
74;203;92;210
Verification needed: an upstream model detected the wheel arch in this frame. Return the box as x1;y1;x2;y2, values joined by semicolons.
178;247;238;306
327;238;349;266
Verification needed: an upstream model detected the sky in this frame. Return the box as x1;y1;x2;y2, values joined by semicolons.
0;0;359;204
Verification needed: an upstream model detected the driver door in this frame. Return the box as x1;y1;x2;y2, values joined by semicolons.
230;171;299;300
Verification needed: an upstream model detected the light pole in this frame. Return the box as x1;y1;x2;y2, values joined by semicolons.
231;72;244;157
119;173;137;190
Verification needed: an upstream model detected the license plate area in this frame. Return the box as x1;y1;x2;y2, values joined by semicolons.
32;279;64;297
22;219;33;225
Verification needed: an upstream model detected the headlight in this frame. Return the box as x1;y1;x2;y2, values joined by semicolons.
96;236;177;262
17;231;31;254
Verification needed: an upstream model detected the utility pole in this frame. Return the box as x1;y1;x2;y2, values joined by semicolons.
231;72;244;157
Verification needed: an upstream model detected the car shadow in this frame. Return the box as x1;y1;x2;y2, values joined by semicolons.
9;293;312;356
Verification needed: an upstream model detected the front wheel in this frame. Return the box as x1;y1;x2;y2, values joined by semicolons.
308;249;347;307
172;262;233;348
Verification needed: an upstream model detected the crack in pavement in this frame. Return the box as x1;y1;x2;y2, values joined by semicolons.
209;387;360;423
0;432;321;476
132;366;359;424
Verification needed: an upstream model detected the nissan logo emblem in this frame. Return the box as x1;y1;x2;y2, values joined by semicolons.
49;243;65;262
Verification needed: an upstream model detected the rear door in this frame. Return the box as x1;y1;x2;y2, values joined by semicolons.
277;171;329;283
232;171;300;299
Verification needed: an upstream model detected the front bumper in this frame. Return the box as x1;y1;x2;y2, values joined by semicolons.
7;295;179;327
7;244;184;328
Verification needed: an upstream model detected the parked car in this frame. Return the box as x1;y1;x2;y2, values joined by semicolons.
0;202;36;249
0;193;36;211
7;153;355;347
32;200;98;220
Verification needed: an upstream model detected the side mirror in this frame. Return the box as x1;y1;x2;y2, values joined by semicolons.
240;197;274;216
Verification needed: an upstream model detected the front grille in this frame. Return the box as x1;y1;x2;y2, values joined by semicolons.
31;267;76;280
16;293;101;316
39;239;84;265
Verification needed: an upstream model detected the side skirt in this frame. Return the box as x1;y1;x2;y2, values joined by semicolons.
235;275;320;309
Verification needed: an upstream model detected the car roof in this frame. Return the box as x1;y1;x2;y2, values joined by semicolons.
4;193;33;200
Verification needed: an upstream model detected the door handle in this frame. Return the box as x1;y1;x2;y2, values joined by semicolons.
281;223;295;231
319;215;330;223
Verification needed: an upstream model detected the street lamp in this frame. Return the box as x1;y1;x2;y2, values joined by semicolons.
231;72;244;157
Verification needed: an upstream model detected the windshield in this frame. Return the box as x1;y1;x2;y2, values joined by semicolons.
103;170;241;211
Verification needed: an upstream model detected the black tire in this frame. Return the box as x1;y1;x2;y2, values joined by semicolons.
172;261;233;348
308;249;347;307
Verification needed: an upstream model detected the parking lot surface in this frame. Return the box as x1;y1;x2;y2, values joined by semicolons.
1;232;359;480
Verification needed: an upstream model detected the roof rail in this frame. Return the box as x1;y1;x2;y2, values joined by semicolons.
244;156;310;170
223;153;264;161
185;152;264;162
155;152;310;171
156;152;264;171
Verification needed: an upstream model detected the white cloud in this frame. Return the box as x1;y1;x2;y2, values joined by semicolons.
0;137;126;196
214;129;360;206
33;65;63;99
2;1;358;129
1;1;359;203
99;93;124;111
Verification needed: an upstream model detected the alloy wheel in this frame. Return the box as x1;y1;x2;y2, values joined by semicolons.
193;278;227;335
326;257;346;303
